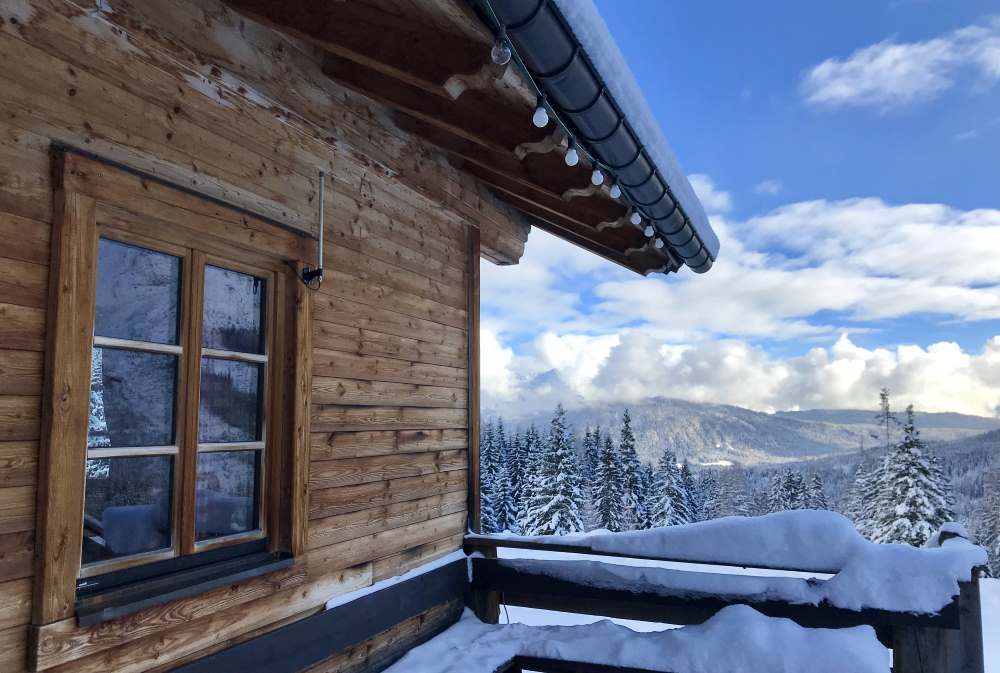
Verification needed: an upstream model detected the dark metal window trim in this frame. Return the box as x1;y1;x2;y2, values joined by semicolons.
76;540;292;626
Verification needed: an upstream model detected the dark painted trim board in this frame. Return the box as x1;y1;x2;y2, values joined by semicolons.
172;558;469;673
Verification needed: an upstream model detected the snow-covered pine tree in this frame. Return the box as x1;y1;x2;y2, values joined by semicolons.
88;349;112;449
635;463;656;529
805;473;828;510
975;476;1000;576
479;419;499;533
522;405;585;536
592;435;626;532
846;462;869;532
680;461;700;521
768;471;789;512
505;429;523;533
875;387;899;453
871;405;953;547
927;452;956;526
618;409;643;529
783;471;807;509
581;427;598;483
699;471;723;520
727;471;751;517
516;424;542;530
493;454;513;532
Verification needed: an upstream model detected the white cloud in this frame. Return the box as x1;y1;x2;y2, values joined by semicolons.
484;331;1000;418
955;129;978;141
754;179;784;195
801;18;1000;110
481;177;1000;416
688;174;733;213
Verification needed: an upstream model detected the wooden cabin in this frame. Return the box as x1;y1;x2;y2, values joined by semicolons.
0;1;721;672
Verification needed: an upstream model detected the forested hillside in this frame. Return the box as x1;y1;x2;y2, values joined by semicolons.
491;397;1000;465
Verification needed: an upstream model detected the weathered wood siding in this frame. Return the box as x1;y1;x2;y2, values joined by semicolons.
0;0;521;670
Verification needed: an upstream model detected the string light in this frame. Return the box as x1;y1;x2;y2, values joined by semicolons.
532;99;549;128
490;27;512;65
564;140;579;167
482;13;671;265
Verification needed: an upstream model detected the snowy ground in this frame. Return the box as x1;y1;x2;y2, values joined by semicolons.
498;549;1000;672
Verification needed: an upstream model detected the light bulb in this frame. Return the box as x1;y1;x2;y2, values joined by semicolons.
532;105;549;128
491;38;512;65
564;145;579;167
590;169;604;186
609;182;621;199
644;224;654;237
654;237;665;249
630;211;642;226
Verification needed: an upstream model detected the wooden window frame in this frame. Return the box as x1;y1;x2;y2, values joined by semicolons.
32;150;314;626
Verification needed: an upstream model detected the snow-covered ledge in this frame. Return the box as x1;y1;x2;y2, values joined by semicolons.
470;511;988;615
383;605;890;673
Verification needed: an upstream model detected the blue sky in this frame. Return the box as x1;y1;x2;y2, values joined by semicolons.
481;1;1000;418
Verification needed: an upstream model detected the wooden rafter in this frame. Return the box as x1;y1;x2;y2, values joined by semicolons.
224;0;677;275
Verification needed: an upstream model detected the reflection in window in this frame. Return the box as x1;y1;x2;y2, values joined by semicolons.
198;358;262;444
95;238;181;345
82;456;173;565
202;266;265;354
88;348;177;449
195;451;260;541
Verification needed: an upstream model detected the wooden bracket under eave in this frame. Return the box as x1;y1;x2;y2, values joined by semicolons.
444;63;519;100
561;183;605;202
514;129;564;161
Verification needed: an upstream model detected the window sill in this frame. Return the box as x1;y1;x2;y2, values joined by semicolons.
75;550;294;626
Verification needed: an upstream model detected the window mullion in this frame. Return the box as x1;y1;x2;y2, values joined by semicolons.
178;250;206;555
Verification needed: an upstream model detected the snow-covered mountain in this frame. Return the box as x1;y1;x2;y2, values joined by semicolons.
487;397;1000;465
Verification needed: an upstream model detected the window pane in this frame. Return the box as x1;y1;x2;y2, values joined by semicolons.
195;451;260;541
82;456;173;565
88;348;177;448
202;265;265;354
198;357;262;444
95;238;181;345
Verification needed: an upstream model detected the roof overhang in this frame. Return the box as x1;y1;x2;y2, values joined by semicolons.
224;0;717;275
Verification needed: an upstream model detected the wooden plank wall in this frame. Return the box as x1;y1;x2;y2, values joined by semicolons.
0;0;517;670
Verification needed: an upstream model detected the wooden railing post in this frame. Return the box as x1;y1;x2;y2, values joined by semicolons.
468;545;500;624
892;571;985;673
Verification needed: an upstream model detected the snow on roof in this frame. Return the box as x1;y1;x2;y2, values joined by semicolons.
550;0;720;260
383;606;889;673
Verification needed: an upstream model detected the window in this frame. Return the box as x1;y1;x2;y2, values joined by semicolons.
34;151;312;627
81;238;275;576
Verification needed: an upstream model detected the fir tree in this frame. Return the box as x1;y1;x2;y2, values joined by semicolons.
618;409;643;529
479;419;499;533
592;435;626;531
768;471;789;512
875;387;899;453
653;450;690;525
581;427;599;483
975;477;1000;576
680;461;699;521
784;471;807;509
805;473;828;510
506;429;527;533
871;406;954;546
522;405;585;535
517;424;543;529
700;471;723;520
87;349;111;449
635;463;656;529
